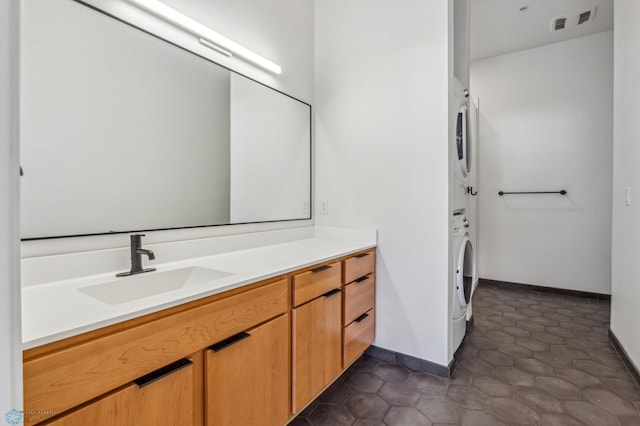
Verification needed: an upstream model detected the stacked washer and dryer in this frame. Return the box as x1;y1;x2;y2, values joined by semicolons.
451;81;477;353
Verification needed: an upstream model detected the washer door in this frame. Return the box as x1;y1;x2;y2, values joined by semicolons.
456;105;469;178
456;236;474;309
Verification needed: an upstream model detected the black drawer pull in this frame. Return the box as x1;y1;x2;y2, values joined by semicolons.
311;265;332;273
209;332;251;352
133;358;192;388
355;253;370;259
354;313;369;323
323;288;341;298
354;276;370;284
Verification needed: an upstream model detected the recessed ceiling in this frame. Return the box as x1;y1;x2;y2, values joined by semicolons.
470;0;613;62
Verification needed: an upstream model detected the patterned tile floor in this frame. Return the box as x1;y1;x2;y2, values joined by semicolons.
291;282;640;425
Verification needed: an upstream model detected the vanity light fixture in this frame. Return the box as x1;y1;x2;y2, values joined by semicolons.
199;38;232;57
128;0;282;74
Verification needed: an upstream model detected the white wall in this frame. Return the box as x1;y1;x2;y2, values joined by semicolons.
611;0;640;373
453;0;470;88
1;0;22;410
471;31;613;294
22;0;314;256
315;0;451;365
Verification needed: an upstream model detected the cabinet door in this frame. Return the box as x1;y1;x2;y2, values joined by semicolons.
292;289;342;413
46;359;194;426
205;314;289;426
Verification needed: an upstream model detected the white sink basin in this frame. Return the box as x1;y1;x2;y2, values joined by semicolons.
78;266;233;305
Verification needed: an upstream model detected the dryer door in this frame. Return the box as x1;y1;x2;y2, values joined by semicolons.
456;236;475;309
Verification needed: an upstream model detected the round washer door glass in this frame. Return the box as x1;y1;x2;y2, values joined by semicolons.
456;237;474;307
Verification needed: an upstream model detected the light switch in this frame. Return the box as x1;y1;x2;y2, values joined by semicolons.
625;187;631;207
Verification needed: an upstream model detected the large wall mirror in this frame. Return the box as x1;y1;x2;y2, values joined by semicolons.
20;0;311;240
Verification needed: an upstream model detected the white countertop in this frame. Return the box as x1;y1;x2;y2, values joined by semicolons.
22;227;376;350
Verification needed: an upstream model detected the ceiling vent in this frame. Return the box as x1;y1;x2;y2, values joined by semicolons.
577;7;597;25
551;7;597;32
552;17;567;31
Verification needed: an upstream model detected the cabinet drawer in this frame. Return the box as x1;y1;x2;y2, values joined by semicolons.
343;250;375;284
292;261;341;306
44;359;194;426
344;274;375;326
24;279;288;422
343;308;375;368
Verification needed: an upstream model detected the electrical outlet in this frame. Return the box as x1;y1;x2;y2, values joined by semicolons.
320;200;329;215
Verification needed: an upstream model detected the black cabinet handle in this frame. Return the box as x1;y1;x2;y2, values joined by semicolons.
355;253;370;259
354;313;369;323
209;332;251;352
311;265;332;273
133;358;192;388
354;276;370;284
323;288;341;298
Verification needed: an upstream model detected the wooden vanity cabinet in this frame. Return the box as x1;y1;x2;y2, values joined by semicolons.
291;262;343;413
43;358;195;426
342;250;376;367
205;314;290;426
24;248;377;425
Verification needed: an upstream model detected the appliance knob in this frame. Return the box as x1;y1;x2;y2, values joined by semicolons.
463;218;469;228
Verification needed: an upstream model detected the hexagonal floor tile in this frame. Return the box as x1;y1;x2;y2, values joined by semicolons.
383;407;432;425
405;373;447;396
373;363;410;383
318;379;352;404
449;367;473;385
306;404;355;426
514;337;550;352
533;351;572;367
471;374;514;397
563;401;620;426
488;397;539;425
599;378;640;400
346;372;384;393
539;413;585;426
549;344;590;360
460;410;509;426
479;350;514;367
514;358;555;376
495;366;535;386
483;330;516;344
377;382;421;407
498;343;533;359
416;395;463;423
345;393;389;420
530;331;565;344
353;420;385;426
554;368;600;387
534;377;583;400
514;387;564;414
445;385;490;409
501;326;532;338
572;360;619;378
583;388;638;415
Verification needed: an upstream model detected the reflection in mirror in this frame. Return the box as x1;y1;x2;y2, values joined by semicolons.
20;0;311;240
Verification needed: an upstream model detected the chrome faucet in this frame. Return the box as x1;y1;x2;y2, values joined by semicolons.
116;234;156;277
